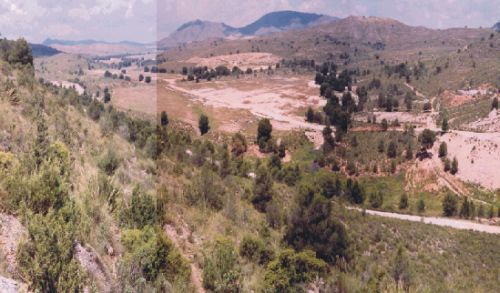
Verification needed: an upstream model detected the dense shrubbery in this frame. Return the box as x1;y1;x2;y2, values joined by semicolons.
119;226;190;291
202;238;241;292
263;249;327;292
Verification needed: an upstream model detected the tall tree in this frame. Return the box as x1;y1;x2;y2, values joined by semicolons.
199;114;210;135
284;184;349;263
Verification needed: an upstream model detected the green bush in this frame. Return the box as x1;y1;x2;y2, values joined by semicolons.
186;164;225;210
17;203;84;292
239;235;274;265
252;165;273;212
442;193;458;217
263;249;327;292
369;191;384;208
97;149;121;176
119;226;190;290
202;237;241;292
120;186;163;228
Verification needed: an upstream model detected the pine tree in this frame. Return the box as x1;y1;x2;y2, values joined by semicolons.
450;157;458;174
160;111;169;126
438;142;447;158
441;117;449;133
199;114;210;135
399;193;409;209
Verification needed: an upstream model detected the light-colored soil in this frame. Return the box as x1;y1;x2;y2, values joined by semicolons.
112;85;157;115
0;275;21;293
162;75;326;146
468;109;500;132
49;80;85;95
75;243;115;293
0;214;26;277
439;130;500;190
186;52;280;70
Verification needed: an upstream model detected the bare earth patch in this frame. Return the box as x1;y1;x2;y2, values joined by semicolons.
162;75;326;147
440;131;500;190
0;214;26;276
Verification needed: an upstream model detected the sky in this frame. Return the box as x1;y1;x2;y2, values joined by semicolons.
0;0;498;43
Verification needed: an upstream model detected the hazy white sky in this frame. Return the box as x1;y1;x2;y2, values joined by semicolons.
0;0;498;43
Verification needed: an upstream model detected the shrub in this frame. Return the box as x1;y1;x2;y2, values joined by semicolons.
186;165;225;210
160;111;169;126
381;118;389;131
202;238;241;292
17;203;84;292
230;133;247;157
399;193;409;209
369;191;384;208
391;245;413;291
419;129;436;149
263;249;327;292
438;142;447;158
252;165;273;212
239;235;273;265
145;76;151;83
387;141;398;158
120;186;163;228
257;119;272;150
417;198;425;213
98;149;121;176
450;157;458;174
119;226;190;289
442;193;458;217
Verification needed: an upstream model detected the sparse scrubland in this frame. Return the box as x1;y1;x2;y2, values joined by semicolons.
0;12;499;293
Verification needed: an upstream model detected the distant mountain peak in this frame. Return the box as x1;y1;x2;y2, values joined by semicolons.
493;21;500;32
159;10;339;48
238;10;338;36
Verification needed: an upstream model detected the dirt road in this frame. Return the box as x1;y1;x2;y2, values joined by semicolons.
350;207;500;234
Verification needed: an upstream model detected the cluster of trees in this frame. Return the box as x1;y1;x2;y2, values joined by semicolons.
0;38;33;66
442;194;497;219
438;141;458;174
144;65;167;74
181;65;236;81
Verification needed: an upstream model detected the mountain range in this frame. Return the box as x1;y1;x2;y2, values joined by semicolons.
158;10;339;48
42;39;146;47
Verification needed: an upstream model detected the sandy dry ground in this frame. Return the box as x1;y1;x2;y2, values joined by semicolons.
112;85;157;115
186;52;281;70
350;207;500;234
50;80;85;95
162;75;325;144
439;131;500;190
468;109;500;132
0;214;26;276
